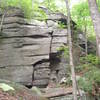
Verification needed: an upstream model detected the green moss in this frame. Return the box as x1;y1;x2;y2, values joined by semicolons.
0;83;15;91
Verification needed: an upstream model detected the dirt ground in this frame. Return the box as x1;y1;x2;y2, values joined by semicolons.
0;89;46;100
0;89;17;100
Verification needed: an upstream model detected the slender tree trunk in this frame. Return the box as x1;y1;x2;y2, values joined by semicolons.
0;11;6;32
32;0;34;9
47;0;50;10
88;0;100;57
65;0;77;100
85;26;88;55
84;18;88;55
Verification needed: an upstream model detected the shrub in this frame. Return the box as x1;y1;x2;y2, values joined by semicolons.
57;45;69;58
78;77;93;93
78;68;100;93
76;54;100;94
80;54;100;66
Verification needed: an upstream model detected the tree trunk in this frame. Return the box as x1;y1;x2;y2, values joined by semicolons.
84;18;88;55
65;0;78;100
88;0;100;57
0;12;5;32
32;0;34;9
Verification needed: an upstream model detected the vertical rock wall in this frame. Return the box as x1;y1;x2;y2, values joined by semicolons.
0;7;82;88
0;7;52;86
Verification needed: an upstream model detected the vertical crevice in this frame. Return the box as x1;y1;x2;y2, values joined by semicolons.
49;31;54;54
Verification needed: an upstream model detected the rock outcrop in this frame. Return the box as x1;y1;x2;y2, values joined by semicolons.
0;7;83;88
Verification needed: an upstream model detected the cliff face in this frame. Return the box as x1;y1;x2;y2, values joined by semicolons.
0;7;82;88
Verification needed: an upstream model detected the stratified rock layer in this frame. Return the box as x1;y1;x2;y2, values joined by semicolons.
0;8;81;87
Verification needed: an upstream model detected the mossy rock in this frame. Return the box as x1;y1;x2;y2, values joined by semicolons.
0;79;48;100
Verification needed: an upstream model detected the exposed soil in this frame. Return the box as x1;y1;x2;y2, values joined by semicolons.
0;89;46;100
0;89;17;100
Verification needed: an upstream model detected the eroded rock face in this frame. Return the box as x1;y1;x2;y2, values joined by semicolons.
0;7;51;86
0;7;81;87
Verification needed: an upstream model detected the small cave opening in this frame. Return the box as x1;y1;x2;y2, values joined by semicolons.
25;84;33;89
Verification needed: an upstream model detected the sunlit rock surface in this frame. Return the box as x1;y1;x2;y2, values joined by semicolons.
0;7;83;87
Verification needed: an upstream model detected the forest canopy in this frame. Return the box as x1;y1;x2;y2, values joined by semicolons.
0;0;96;37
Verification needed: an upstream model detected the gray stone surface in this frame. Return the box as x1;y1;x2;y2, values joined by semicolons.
33;62;50;87
0;8;51;85
0;7;83;87
0;7;68;86
34;68;50;79
33;79;49;87
0;66;33;85
0;17;26;24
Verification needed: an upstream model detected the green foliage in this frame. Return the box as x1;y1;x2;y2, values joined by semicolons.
32;1;47;20
71;1;94;38
0;0;32;18
88;34;96;43
57;45;69;58
78;68;100;93
20;0;33;19
40;0;67;14
66;77;72;86
97;0;100;12
0;0;20;8
0;0;47;20
41;0;58;12
71;1;91;28
71;1;90;17
58;22;66;29
76;54;100;94
78;77;93;93
0;0;67;20
86;69;100;84
76;54;100;73
80;54;100;66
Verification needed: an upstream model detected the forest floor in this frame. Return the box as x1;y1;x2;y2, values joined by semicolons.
0;89;17;100
0;88;45;100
